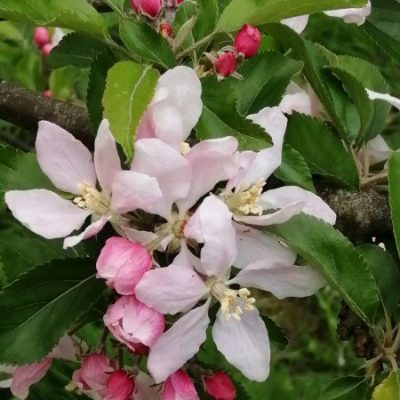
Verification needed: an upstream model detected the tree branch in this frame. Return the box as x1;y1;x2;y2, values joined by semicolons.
0;81;94;149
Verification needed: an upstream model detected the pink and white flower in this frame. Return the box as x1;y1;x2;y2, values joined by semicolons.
5;120;163;249
104;295;165;352
135;196;325;383
96;237;153;295
160;370;199;400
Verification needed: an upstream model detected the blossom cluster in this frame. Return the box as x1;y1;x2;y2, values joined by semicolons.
4;66;338;399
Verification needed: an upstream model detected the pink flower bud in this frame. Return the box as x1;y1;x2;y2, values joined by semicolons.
43;90;52;97
106;371;135;400
104;296;165;352
130;0;162;19
160;370;199;400
234;24;261;58
203;372;236;400
214;52;237;78
160;23;173;38
41;43;53;56
72;353;115;399
34;27;49;48
96;237;153;295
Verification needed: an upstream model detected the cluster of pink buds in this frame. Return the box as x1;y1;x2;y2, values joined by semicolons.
214;24;261;79
33;27;52;56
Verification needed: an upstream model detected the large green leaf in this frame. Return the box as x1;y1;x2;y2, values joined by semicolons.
196;77;271;150
0;258;104;364
319;376;369;400
234;51;303;115
217;0;368;31
269;214;380;325
285;113;359;189
0;0;105;36
103;61;159;160
372;371;400;400
120;19;176;69
389;150;400;258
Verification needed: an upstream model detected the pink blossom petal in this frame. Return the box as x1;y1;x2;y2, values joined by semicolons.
148;301;210;384
178;137;239;213
63;216;109;249
231;262;326;299
259;187;336;224
131;139;191;219
11;358;53;400
94;120;121;196
185;195;236;277
136;265;208;315
281;15;309;34
111;171;163;215
366;89;400;110
36;121;96;194
5;189;91;239
234;224;296;269
161;370;199;400
212;307;270;382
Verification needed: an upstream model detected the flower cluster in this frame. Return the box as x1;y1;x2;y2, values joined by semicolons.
5;66;336;399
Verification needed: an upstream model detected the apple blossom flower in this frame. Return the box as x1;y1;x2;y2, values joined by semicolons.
203;371;236;400
96;237;153;295
214;52;237;79
160;370;199;400
5;120;163;249
219;107;336;227
131;0;163;18
135;195;325;383
104;295;165;352
234;24;261;58
105;370;135;400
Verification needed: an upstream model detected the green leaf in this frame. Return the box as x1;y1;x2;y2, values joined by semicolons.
0;0;106;36
120;18;176;69
0;258;104;364
103;61;159;160
269;214;380;325
275;145;315;192
357;244;400;318
320;376;369;400
233;51;303;115
196;77;271;151
372;371;400;400
217;0;368;32
47;32;108;69
285;113;359;189
389;151;400;258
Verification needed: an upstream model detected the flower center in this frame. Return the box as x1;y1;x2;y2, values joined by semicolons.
221;179;265;216
73;182;110;215
210;281;256;321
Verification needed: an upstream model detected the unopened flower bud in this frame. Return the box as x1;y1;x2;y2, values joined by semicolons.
41;43;53;56
106;371;135;400
203;372;236;400
34;27;49;48
234;24;261;58
160;23;173;38
130;0;162;19
160;370;198;400
214;52;237;79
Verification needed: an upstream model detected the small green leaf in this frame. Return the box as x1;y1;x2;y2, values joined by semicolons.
372;371;400;400
0;0;106;36
47;32;108;69
196;77;271;151
0;258;104;364
320;376;369;400
275;145;315;192
120;18;176;69
103;61;159;160
234;51;303;115
389;151;400;258
285;113;359;189
269;214;380;325
217;0;368;32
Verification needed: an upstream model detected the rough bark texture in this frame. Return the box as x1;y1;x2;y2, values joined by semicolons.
0;81;94;149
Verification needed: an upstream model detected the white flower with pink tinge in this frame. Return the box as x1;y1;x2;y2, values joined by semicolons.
135;195;325;383
5;120;164;249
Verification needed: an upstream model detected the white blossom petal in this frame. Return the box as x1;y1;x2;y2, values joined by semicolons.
5;189;91;239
